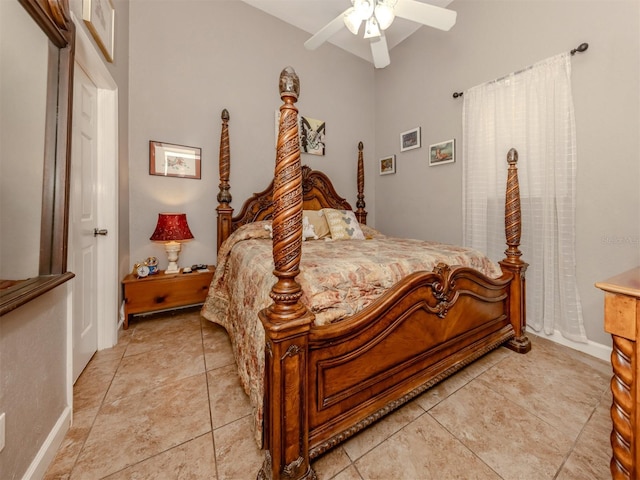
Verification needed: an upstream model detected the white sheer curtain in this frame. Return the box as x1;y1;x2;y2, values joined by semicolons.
462;52;587;343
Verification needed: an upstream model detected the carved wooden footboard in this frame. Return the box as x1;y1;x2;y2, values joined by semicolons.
215;67;529;480
306;264;515;456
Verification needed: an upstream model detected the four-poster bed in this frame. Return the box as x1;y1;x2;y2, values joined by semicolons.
202;66;530;480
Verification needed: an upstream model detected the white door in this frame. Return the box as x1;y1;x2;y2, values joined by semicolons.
71;64;99;382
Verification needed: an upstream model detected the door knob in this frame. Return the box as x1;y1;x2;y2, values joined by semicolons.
93;228;108;236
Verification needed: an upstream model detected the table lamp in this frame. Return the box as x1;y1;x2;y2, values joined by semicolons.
150;213;194;274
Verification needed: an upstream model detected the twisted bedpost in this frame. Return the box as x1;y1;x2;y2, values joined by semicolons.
355;141;367;225
216;109;233;252
258;67;316;480
499;148;531;353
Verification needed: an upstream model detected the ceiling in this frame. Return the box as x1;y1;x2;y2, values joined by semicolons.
240;0;454;65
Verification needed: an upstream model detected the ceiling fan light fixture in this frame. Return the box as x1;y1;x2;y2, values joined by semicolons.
363;16;381;39
345;0;395;37
352;0;375;20
343;7;363;35
305;0;457;69
374;2;395;30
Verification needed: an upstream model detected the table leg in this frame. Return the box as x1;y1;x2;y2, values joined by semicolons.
610;334;636;479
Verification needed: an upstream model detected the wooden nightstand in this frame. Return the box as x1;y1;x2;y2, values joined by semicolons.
122;266;214;329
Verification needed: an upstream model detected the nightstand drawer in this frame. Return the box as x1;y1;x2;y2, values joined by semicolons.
122;268;214;328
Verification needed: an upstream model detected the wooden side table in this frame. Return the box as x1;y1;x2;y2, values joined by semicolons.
595;267;640;480
122;267;215;329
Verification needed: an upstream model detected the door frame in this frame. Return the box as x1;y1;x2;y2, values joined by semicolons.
67;15;119;396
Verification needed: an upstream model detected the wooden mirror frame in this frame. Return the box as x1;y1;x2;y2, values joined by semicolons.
0;0;75;315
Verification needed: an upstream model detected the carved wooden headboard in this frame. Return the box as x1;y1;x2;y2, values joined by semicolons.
215;109;367;252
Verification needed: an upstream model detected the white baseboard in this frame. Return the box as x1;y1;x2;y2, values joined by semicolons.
527;327;612;363
21;406;71;480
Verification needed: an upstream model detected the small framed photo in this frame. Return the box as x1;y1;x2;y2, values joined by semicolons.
400;127;421;152
379;155;396;175
149;141;201;179
429;139;456;166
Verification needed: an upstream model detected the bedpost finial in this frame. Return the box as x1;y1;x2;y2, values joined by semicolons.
507;148;518;165
358;141;363;151
221;108;229;121
279;66;300;100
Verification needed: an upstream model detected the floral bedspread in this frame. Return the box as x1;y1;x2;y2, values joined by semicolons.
201;221;502;446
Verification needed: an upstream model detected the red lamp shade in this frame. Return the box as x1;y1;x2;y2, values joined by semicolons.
150;213;194;242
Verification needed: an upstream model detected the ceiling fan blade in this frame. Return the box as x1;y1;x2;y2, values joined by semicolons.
304;10;349;50
395;0;457;31
370;34;390;69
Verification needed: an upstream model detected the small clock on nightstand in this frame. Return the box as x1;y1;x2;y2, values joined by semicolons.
136;265;150;278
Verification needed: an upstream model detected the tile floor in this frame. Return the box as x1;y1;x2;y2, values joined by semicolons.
45;307;613;479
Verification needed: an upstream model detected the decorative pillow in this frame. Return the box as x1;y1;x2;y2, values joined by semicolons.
322;208;365;240
302;210;330;239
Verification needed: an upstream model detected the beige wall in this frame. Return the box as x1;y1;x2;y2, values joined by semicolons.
112;0;132;284
128;0;376;270
0;287;68;478
374;0;640;347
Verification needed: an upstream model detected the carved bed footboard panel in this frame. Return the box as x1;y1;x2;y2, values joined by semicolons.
307;265;514;455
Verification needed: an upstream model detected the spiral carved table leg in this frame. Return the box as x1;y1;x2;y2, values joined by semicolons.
610;335;636;479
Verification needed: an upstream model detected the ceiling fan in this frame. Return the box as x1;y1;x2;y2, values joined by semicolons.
304;0;457;69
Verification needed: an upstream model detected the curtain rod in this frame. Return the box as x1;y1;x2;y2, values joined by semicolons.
452;42;589;99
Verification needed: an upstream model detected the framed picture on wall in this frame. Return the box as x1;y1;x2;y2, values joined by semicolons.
149;141;202;179
379;155;396;175
82;0;115;63
429;139;455;166
400;127;421;152
300;116;326;156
